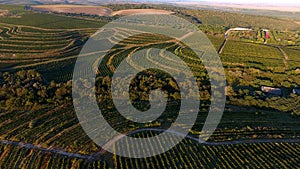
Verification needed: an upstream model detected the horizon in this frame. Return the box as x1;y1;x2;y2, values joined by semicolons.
138;0;300;6
201;0;300;5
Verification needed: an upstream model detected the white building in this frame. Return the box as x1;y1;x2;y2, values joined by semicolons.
293;89;300;95
261;86;282;96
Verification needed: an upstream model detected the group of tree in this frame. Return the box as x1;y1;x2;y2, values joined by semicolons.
0;70;72;110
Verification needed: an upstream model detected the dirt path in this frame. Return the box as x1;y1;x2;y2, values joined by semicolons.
218;39;227;54
94;128;300;157
278;47;289;68
277;46;289;60
264;44;289;68
0;140;88;159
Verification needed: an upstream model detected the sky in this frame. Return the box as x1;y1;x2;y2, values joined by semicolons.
201;0;300;5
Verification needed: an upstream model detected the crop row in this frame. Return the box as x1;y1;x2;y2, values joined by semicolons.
223;40;283;59
114;130;300;168
0;24;89;60
1;134;300;169
0;144;109;169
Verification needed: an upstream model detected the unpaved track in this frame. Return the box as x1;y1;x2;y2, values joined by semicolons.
0;140;88;159
218;39;227;54
264;43;289;68
95;128;300;157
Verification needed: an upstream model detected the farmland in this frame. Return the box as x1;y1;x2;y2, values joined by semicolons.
0;3;300;169
30;5;174;17
0;4;106;29
0;23;95;70
31;5;113;17
111;9;174;16
1;136;300;168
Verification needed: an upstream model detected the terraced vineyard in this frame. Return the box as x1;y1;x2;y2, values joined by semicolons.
0;23;95;70
0;105;99;155
0;4;300;169
1;25;299;168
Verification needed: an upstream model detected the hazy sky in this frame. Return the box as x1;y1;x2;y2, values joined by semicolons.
202;0;300;5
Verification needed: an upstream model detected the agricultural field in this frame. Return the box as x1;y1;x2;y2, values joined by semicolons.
0;128;300;168
31;5;113;17
180;9;300;31
0;4;106;29
0;23;95;70
0;12;106;29
0;28;299;168
0;3;300;169
220;40;287;73
30;5;174;17
1;103;300;152
0;143;109;169
0;4;25;16
111;9;174;16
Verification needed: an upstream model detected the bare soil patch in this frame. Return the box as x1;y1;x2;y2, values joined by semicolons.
31;5;174;17
111;9;174;16
0;10;9;17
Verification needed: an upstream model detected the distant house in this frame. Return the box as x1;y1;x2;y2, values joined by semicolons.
262;29;269;32
265;31;271;39
262;29;270;44
261;86;282;96
293;89;300;95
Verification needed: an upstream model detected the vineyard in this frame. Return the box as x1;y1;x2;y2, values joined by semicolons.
114;130;300;169
0;3;300;169
283;48;300;69
0;143;109;169
220;40;287;72
2;102;299;152
0;6;106;29
0;130;300;168
0;23;96;70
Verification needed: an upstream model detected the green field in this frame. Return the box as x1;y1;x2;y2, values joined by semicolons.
0;13;106;29
0;105;300;168
0;5;106;29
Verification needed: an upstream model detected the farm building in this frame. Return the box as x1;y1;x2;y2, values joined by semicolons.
262;29;270;44
224;27;253;38
264;31;270;39
261;86;282;96
293;89;300;95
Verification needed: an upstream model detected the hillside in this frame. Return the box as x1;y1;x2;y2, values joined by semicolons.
0;2;299;169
